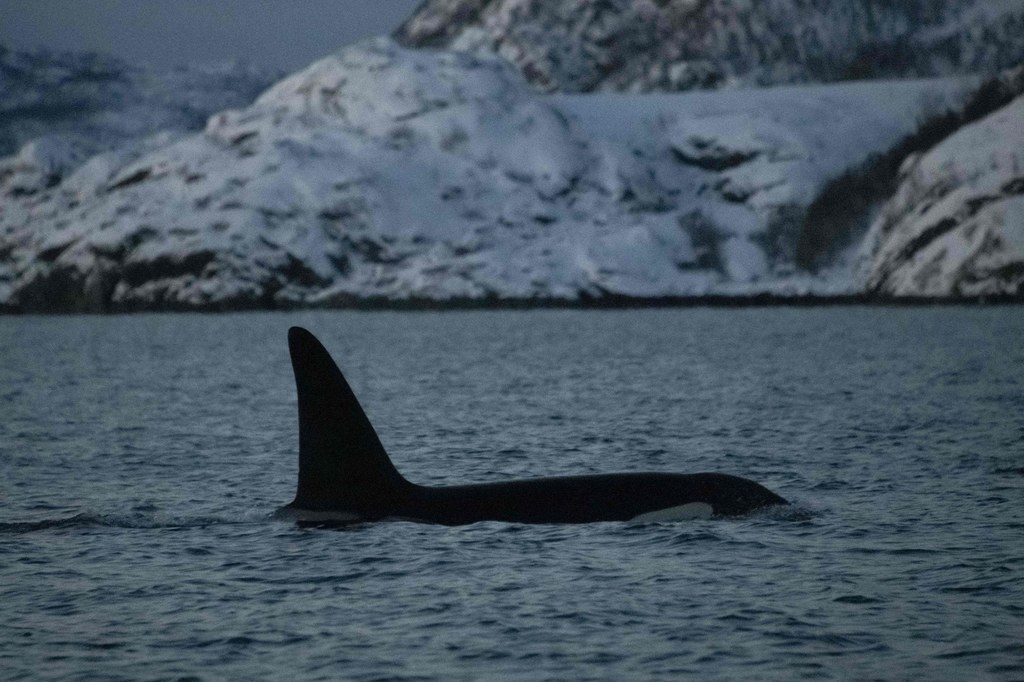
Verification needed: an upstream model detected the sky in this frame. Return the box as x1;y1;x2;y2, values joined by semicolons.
0;0;423;72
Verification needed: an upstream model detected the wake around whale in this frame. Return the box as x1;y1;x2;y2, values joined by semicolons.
276;327;788;525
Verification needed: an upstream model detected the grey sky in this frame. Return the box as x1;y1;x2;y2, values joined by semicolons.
0;0;422;72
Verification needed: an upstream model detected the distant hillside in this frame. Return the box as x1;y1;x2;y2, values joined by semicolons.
0;39;980;312
1;2;1022;312
0;44;276;159
396;0;1024;92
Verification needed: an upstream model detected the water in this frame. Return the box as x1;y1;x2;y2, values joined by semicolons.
1;308;1022;680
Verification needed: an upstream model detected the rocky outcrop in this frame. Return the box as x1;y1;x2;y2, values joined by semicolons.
860;95;1024;297
396;0;1024;93
0;39;976;311
795;69;1024;272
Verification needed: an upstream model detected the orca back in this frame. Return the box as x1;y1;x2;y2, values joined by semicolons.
281;326;787;525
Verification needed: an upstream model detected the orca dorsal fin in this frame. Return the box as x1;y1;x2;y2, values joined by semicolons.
287;327;408;512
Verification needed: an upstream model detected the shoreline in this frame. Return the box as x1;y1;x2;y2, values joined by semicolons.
2;292;1022;315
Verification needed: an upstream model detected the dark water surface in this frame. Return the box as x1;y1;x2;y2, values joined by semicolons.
1;309;1022;680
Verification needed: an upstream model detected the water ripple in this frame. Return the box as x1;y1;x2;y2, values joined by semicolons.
2;309;1023;680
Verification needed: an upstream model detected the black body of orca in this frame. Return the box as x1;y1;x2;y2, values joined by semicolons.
276;327;788;525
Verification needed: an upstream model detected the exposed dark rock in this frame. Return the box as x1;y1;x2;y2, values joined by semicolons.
121;249;217;287
106;168;151;191
671;145;758;172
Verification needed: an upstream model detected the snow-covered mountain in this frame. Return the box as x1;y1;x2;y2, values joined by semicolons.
0;38;983;312
396;0;1024;93
0;44;276;187
861;92;1024;297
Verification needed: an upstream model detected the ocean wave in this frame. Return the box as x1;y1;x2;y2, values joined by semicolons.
0;511;268;533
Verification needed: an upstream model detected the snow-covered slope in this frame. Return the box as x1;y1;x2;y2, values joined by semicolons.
0;44;275;194
397;0;1024;93
860;95;1024;297
0;38;977;311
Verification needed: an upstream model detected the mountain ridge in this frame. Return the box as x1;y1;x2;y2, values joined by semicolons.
396;0;1024;93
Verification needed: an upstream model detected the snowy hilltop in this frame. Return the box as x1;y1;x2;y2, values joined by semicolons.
397;0;1024;93
0;38;990;311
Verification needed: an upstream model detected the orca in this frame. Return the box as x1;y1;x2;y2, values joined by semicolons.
275;327;787;525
